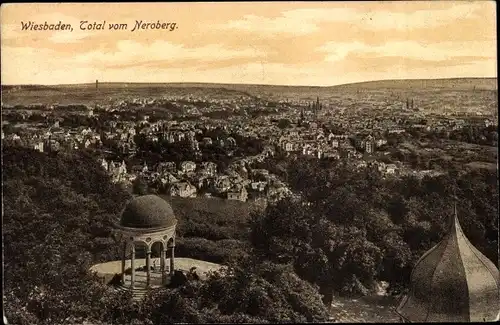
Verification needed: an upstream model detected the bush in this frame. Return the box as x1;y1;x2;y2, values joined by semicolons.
175;237;250;264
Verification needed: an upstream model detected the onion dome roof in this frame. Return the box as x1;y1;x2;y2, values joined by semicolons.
396;206;500;322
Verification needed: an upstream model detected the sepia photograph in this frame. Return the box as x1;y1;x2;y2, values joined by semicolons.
1;1;498;324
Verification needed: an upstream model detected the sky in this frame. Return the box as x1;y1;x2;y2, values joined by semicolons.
1;1;497;86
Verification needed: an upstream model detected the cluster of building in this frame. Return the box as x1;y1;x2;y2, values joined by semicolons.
2;91;497;203
100;156;291;203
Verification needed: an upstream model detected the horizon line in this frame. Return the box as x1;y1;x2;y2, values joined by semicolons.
1;76;497;89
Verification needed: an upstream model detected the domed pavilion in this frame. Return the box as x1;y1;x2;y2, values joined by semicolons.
396;205;500;322
115;194;178;289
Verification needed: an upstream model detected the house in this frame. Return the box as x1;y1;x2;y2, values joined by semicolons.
213;176;232;193
385;164;397;174
262;146;275;157
108;161;127;176
9;133;21;141
322;150;340;159
199;162;217;176
165;132;176;143
388;129;405;134
202;137;213;145
251;169;269;180
140;161;149;174
302;144;312;156
363;135;375;154
176;132;186;142
356;161;368;169
83;139;92;148
100;158;109;171
33;141;44;152
375;138;387;147
283;141;293;151
190;139;200;151
81;127;92;136
160;173;179;186
168;182;197;198
180;161;196;173
225;136;237;147
157;162;177;174
227;186;248;202
250;181;267;192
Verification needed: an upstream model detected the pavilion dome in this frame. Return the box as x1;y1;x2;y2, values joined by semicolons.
396;207;500;322
120;195;177;229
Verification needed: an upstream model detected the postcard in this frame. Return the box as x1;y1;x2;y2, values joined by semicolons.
2;2;498;324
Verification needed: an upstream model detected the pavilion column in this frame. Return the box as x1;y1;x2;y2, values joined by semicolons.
130;244;135;288
146;249;151;287
160;247;166;285
121;241;127;284
170;241;175;276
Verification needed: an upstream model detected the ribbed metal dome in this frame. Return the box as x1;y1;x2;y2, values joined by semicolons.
120;195;177;229
396;207;500;322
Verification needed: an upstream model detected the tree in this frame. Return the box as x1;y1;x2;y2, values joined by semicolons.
132;176;149;195
250;155;498;302
3;146;132;324
145;260;329;324
277;118;292;129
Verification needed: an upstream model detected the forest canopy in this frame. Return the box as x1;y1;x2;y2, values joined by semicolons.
2;146;329;324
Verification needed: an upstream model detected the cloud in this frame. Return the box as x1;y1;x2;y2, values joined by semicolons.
1;2;496;86
73;40;266;68
217;2;484;35
319;40;496;63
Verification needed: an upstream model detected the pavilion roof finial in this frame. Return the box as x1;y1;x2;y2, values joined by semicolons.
450;187;459;231
453;186;457;212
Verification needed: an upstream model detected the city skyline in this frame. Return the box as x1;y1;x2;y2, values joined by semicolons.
1;1;497;86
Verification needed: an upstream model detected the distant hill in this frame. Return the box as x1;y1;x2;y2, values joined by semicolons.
328;78;497;91
3;77;497;91
2;78;497;108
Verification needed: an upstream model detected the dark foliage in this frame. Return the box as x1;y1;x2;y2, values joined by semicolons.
3;145;133;324
144;260;329;324
250;157;498;301
3;146;329;324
